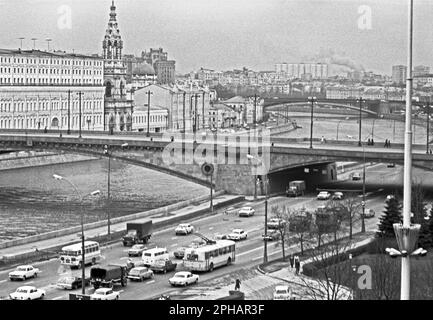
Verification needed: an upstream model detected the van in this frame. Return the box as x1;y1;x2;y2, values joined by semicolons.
142;247;169;266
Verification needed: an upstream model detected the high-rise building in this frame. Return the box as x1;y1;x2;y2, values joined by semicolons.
275;62;328;79
413;65;430;77
102;1;134;132
142;48;176;84
392;65;407;84
0;49;104;131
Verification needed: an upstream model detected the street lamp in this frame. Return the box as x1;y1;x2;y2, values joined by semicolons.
53;174;100;294
308;96;317;149
103;145;112;240
247;154;268;263
336;120;344;141
356;97;365;147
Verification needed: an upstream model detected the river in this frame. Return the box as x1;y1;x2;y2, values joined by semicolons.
0;159;209;242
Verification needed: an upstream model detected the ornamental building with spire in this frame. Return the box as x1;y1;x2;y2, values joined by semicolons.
102;1;133;132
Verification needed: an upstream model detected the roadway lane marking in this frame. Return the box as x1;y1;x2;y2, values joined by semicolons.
209;227;214;230
147;280;155;284
247;227;261;233
237;247;262;257
0;279;7;284
25;281;35;285
52;296;63;300
170;244;177;247
171;237;177;240
251;256;262;261
119;257;128;260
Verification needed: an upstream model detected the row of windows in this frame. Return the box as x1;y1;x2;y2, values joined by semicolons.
0;115;103;129
0;67;102;75
0;100;103;112
0;56;103;67
204;245;235;259
133;114;167;124
0;77;103;85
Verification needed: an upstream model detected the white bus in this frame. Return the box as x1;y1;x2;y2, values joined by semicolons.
60;241;101;268
183;240;236;272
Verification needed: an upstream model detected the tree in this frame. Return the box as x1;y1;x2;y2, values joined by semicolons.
376;196;402;238
288;209;312;255
411;183;432;248
270;205;290;260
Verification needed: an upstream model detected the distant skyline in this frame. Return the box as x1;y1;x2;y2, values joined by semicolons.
0;0;433;75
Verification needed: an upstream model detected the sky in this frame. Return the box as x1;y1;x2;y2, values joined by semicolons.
0;0;432;75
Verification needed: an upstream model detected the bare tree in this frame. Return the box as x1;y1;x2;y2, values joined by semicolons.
325;195;361;240
300;239;353;300
288;209;312;255
270;205;290;260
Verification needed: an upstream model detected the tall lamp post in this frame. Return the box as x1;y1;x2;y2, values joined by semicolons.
103;145;112;240
336;120;343;141
145;90;153;137
247;154;268;263
53;174;100;295
426;97;431;154
77;91;84;138
308;96;317;149
361;141;366;233
357;97;364;146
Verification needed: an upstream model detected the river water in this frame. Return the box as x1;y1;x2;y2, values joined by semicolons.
0;159;208;242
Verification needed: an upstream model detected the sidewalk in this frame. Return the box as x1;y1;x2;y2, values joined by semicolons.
0;194;243;266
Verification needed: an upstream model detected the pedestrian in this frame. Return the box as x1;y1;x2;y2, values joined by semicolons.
384;139;388;148
44;126;48;134
289;255;294;269
295;256;301;275
234;278;241;291
321;136;325;144
388;140;391;148
371;138;374;146
430;149;432;154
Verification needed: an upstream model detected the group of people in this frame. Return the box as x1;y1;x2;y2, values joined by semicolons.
384;139;392;148
367;138;375;145
289;255;301;275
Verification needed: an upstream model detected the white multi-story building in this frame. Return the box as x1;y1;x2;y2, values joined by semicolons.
275;63;328;79
132;106;168;133
0;49;104;130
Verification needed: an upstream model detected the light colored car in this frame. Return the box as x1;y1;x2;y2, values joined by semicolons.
173;247;187;259
363;208;375;218
213;233;228;240
317;191;331;200
262;230;281;241
332;192;344;200
90;288;120;300
9;286;45;300
175;223;194;235
128;244;147;257
9;265;40;281
127;267;153;281
267;218;286;230
168;271;199;287
352;172;362;180
227;229;248;241
238;207;255;217
273;285;292;300
56;276;90;290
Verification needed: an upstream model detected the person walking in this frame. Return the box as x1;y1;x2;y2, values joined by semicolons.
234;278;241;291
289;255;294;269
295;256;301;275
384;139;388;148
371;138;374;146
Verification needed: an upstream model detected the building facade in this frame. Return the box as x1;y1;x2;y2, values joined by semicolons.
222;96;264;126
142;48;176;85
392;65;407;84
132;106;168;133
102;1;134;132
275;63;328;79
0;49;104;130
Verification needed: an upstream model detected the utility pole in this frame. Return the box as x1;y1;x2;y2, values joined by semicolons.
104;145;111;240
427;98;430;154
308;96;316;149
67;90;71;134
263;175;269;263
183;92;186;132
253;94;257;128
361;146;366;233
357;97;364;147
202;91;205;129
145;90;153;137
77;91;84;138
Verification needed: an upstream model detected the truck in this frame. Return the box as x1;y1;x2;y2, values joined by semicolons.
122;220;153;246
286;180;306;197
90;265;128;289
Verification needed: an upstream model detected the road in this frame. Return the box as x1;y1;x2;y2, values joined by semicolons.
0;190;387;300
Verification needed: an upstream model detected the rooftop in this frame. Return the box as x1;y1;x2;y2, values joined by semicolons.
0;49;102;60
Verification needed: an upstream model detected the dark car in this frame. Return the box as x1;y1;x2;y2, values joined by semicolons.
57;276;91;290
262;230;281;241
173;247;186;259
149;260;177;274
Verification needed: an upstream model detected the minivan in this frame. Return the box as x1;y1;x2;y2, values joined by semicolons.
142;247;169;266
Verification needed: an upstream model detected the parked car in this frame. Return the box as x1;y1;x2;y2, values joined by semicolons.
127;267;153;281
9;286;45;300
56;276;90;290
387;163;396;168
262;230;281;241
213;233;228;240
267;218;286;230
238;207;255;217
227;229;248;241
173;247;186;259
332;192;344;200
363;208;375;218
9;265;40;281
273;285;292;300
175;223;194;235
90;288;120;300
169;271;199;287
317;191;331;200
352;172;362;180
149;259;177;274
128;244;148;257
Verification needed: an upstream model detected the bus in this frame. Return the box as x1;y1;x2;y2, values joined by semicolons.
183;239;236;272
60;241;102;268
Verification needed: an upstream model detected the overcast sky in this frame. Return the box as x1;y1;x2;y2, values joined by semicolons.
0;0;432;75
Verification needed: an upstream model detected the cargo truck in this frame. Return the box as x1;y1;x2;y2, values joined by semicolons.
90;265;128;289
286;180;306;197
122;220;153;246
